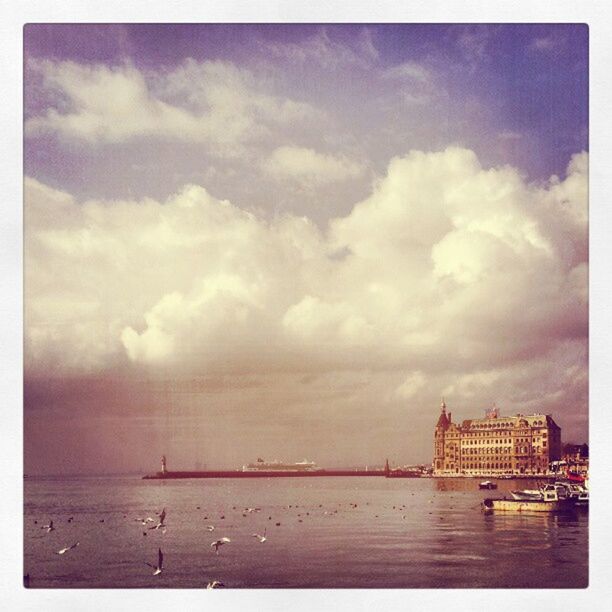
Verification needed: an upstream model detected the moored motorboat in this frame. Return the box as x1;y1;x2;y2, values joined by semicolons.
554;481;589;507
483;488;575;513
479;480;497;490
574;490;589;507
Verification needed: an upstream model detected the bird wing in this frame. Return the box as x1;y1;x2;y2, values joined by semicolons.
158;548;163;568
160;509;166;523
221;537;231;543
145;562;155;568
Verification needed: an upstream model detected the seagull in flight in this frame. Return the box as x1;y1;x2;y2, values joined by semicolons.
42;520;55;533
252;528;267;543
149;508;167;530
207;580;225;589
148;522;165;530
145;548;164;575
205;525;215;532
210;537;231;554
57;542;79;555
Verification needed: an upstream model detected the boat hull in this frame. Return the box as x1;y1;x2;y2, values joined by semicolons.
483;498;575;513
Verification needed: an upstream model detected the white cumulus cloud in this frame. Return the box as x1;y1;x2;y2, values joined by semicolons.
25;145;587;421
25;59;320;155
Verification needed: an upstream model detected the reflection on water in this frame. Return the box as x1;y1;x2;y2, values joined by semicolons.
24;476;588;589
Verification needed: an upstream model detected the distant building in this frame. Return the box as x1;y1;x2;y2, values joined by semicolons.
433;399;561;476
562;443;588;462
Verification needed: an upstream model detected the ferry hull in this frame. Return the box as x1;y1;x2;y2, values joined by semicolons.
483;498;575;513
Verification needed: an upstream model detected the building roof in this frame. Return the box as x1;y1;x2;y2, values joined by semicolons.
436;411;449;429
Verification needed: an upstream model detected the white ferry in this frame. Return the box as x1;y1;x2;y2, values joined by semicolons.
242;458;320;472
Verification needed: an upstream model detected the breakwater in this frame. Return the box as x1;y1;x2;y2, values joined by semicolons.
142;470;390;479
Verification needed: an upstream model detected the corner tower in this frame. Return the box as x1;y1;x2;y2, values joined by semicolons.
433;399;449;473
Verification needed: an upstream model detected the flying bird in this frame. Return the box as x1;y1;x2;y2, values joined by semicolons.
148;522;165;530
57;542;79;555
149;508;167;530
252;528;267;543
145;548;164;575
207;580;225;589
210;537;231;554
42;520;55;533
205;525;215;532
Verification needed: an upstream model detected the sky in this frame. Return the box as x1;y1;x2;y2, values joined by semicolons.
23;23;588;474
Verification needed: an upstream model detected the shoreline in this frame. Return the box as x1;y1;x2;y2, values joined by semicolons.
141;470;561;480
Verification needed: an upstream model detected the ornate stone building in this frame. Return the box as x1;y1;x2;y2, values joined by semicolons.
433;400;561;476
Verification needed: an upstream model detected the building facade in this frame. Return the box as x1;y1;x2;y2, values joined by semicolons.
433;400;561;476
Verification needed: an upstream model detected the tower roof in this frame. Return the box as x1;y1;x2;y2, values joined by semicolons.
436;411;449;429
436;398;449;429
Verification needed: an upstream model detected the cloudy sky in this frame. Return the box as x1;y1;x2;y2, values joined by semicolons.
23;23;588;474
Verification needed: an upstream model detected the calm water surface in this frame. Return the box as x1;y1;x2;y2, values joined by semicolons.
24;476;588;588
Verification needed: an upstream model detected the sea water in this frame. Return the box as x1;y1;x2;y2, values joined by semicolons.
24;475;588;588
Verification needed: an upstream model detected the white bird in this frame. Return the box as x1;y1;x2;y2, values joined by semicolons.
57;542;79;555
205;525;215;532
210;537;231;554
145;548;163;576
42;520;55;533
148;522;165;530
252;528;267;543
207;580;225;589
